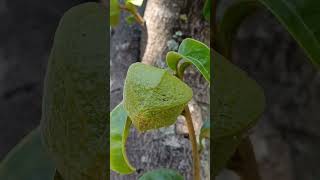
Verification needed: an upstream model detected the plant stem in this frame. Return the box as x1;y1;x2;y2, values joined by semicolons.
228;137;261;180
119;4;145;26
183;106;201;180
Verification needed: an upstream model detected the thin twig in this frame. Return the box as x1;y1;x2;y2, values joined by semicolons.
119;4;145;27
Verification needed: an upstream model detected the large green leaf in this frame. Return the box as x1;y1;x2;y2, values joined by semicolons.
0;128;55;180
212;50;265;176
110;0;120;26
212;50;265;140
139;168;184;180
110;103;136;174
40;3;108;180
166;38;210;82
258;0;320;68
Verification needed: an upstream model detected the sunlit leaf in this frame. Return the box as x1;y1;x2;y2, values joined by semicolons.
123;63;192;132
126;0;144;7
166;38;210;82
139;168;184;180
0;128;55;180
110;103;136;174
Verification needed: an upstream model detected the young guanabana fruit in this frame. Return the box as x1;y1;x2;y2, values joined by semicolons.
40;3;108;180
123;63;193;132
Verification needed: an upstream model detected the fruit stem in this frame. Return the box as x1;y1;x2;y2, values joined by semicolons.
183;106;201;180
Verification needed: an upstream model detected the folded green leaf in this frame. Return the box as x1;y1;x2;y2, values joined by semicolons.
139;168;184;180
123;63;193;132
166;38;210;82
110;0;120;26
212;50;265;140
40;3;108;180
0;128;55;180
110;103;136;174
258;0;320;68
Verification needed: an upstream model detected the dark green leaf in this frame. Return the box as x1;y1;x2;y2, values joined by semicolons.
217;0;261;58
54;171;64;180
203;0;211;21
211;50;264;176
125;15;136;25
110;0;120;26
0;128;56;180
110;103;136;174
166;38;210;82
212;50;265;140
139;168;184;180
258;0;320;68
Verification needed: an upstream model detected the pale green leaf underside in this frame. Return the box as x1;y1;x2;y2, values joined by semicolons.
110;103;135;174
258;0;320;68
139;168;184;180
0;128;55;180
212;50;265;140
166;38;210;82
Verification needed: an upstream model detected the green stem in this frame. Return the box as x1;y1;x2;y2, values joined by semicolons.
119;4;145;26
183;106;201;180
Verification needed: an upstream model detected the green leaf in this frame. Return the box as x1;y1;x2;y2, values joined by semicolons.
123;63;193;132
203;0;211;21
125;15;136;25
217;0;261;58
110;0;120;26
126;0;144;6
166;38;210;82
110;103;136;174
54;171;64;180
0;128;56;180
139;168;184;180
212;50;265;176
258;0;320;68
212;50;265;140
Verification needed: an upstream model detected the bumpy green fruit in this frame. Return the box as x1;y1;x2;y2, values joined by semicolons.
123;63;193;131
40;3;108;180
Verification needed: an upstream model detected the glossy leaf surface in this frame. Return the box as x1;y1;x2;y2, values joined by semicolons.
123;63;193;132
110;103;135;174
139;168;184;180
258;0;320;68
166;38;210;82
0;128;55;180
